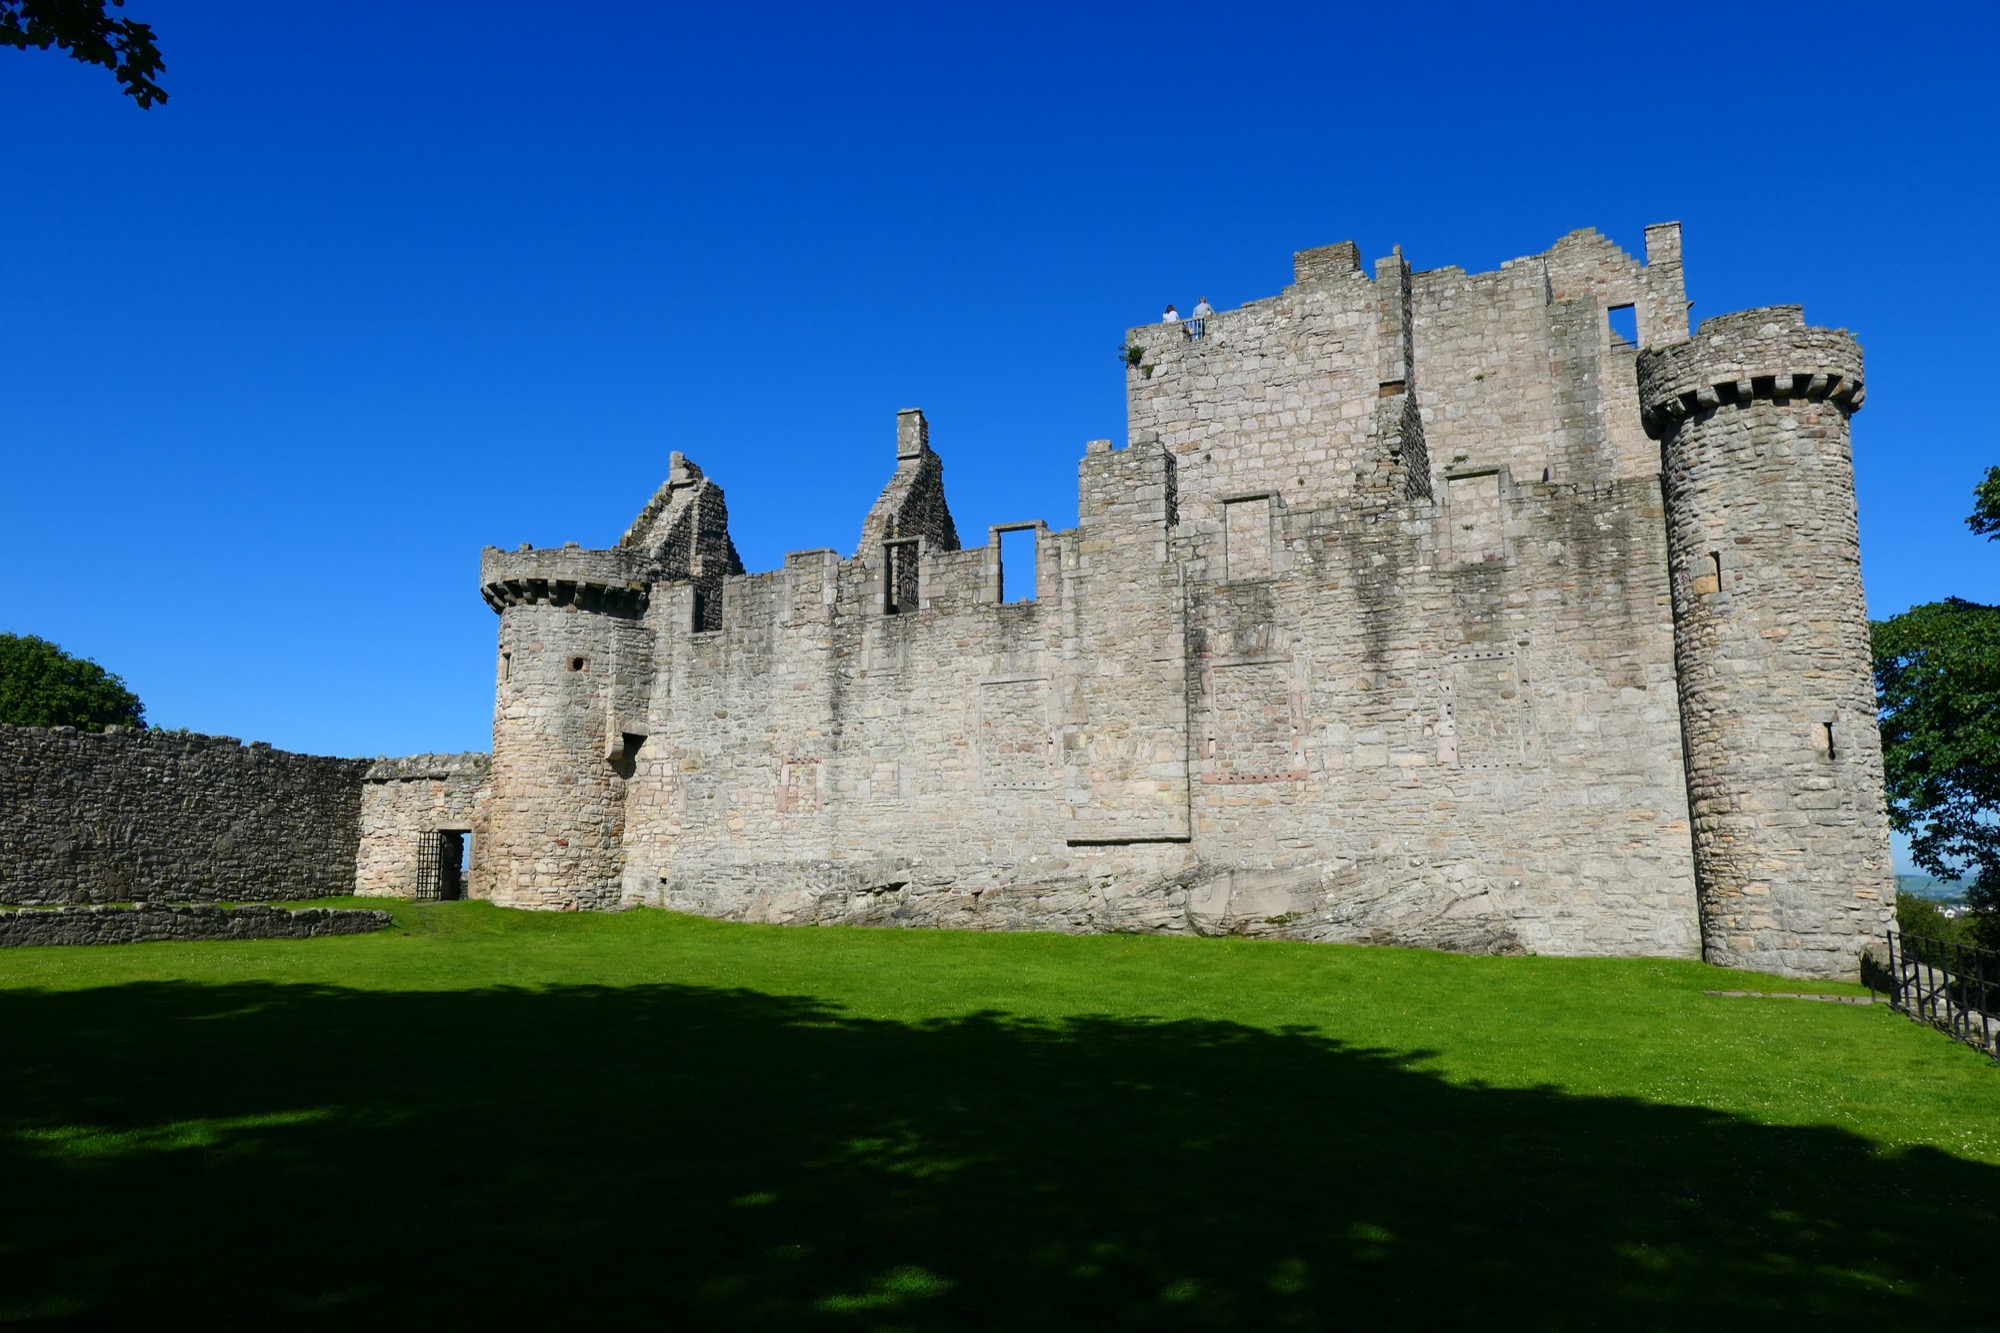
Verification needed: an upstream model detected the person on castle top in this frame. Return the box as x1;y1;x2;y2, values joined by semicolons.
1162;303;1179;324
1192;296;1213;318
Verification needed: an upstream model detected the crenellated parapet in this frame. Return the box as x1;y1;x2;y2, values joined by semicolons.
1638;307;1864;435
479;544;650;617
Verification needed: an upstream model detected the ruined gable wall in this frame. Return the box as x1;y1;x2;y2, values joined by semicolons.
1410;229;1673;492
1409;260;1561;486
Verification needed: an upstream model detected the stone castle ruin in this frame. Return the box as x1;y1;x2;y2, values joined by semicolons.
0;224;1896;979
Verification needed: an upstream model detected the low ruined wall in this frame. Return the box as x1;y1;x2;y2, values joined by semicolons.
0;725;371;905
0;904;392;948
355;753;492;897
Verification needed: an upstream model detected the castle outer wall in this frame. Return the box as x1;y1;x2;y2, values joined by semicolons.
470;224;1892;979
0;724;370;905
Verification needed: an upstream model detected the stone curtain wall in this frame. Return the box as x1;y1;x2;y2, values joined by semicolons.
0;725;370;905
0;903;391;948
354;754;492;897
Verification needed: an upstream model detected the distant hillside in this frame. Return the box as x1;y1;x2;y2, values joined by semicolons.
1897;874;1969;903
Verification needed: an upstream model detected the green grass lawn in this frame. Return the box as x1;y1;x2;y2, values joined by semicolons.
1;903;1995;1328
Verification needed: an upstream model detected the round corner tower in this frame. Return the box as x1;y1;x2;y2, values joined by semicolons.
478;544;652;910
1639;306;1894;980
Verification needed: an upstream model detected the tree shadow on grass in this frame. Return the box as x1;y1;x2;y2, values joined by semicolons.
0;981;1992;1328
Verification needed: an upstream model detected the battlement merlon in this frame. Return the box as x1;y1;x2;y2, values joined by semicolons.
480;545;650;616
1080;437;1177;530
1294;240;1363;285
1638;306;1864;436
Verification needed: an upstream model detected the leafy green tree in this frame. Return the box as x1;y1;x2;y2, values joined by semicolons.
1968;465;2000;541
2;0;164;107
1874;472;2000;948
0;633;146;731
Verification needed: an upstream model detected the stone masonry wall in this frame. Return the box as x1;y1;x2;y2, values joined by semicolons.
354;753;492;897
0;903;391;948
0;725;369;905
617;452;1697;959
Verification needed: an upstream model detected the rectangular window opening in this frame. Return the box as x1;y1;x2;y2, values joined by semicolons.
691;588;721;633
1223;497;1273;581
999;527;1039;602
1607;304;1638;349
500;650;511;683
883;539;920;615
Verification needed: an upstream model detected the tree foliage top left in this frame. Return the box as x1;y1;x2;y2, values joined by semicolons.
2;0;164;108
0;633;146;731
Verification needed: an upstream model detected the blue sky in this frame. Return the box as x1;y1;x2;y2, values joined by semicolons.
5;1;1996;867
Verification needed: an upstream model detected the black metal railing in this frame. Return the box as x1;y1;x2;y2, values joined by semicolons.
1882;930;1999;1061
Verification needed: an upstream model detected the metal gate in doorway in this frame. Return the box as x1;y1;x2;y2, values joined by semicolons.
415;830;468;901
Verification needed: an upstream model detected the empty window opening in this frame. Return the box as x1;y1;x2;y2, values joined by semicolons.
999;527;1039;602
1446;472;1504;566
1224;497;1273;580
1607;304;1638;349
568;655;587;673
1818;721;1837;761
500;650;512;683
883;538;920;615
691;588;721;633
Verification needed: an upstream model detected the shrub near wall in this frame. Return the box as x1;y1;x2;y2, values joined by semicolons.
0;724;370;905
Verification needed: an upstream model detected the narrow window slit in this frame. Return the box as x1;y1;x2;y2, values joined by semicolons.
883;538;920;615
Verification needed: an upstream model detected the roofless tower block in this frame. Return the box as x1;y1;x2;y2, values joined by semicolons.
453;225;1896;982
1640;308;1894;979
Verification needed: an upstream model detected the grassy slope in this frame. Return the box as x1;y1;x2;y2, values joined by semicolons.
1;902;1995;1328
